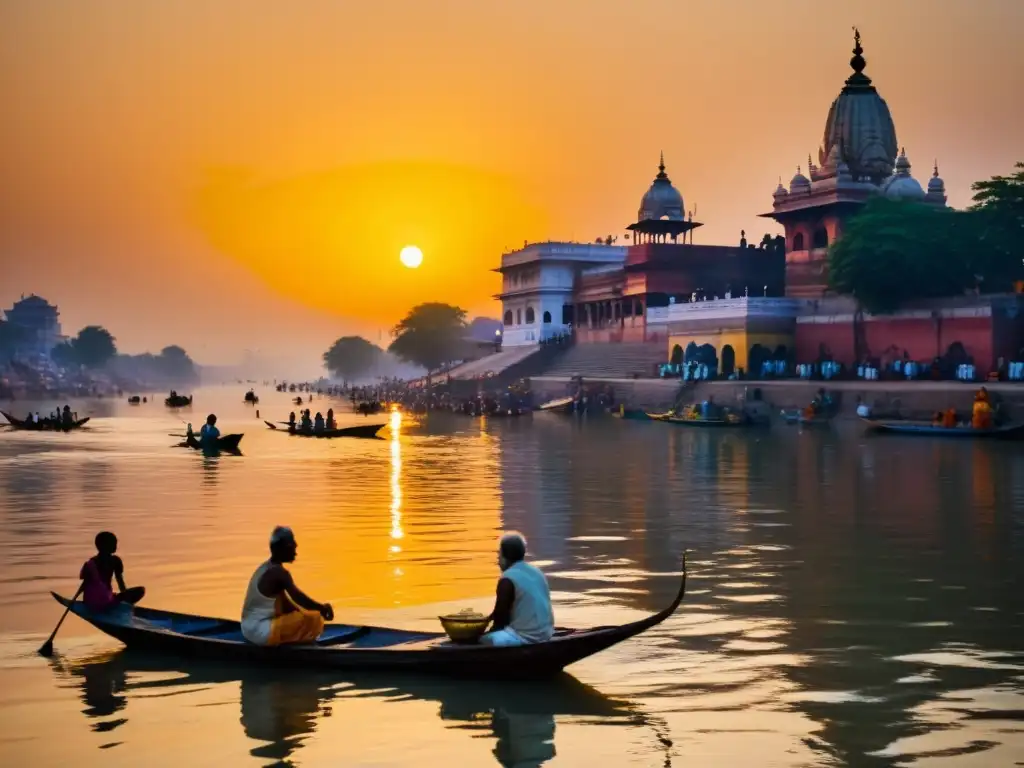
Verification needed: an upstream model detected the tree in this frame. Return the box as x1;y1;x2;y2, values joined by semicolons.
828;197;977;314
70;326;117;368
322;336;382;383
50;341;78;368
156;345;198;381
969;161;1024;291
389;303;467;397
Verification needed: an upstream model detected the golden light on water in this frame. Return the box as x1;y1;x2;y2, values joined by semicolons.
389;409;403;548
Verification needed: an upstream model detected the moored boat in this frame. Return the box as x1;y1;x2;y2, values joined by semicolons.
861;418;1024;439
647;411;753;428
50;555;686;679
165;395;193;408
536;396;577;414
0;410;91;431
265;421;386;439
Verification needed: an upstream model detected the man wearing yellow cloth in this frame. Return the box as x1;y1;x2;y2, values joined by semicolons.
241;526;334;646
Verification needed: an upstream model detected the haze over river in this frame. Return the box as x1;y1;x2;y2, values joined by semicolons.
1;387;1022;766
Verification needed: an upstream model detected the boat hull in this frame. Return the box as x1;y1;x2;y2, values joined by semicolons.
647;412;751;428
266;421;386;439
862;418;1024;439
51;556;685;680
180;433;244;451
780;410;832;427
0;410;90;431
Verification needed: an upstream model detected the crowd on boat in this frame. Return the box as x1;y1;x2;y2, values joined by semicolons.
284;409;339;432
930;387;999;429
78;526;555;650
11;404;80;429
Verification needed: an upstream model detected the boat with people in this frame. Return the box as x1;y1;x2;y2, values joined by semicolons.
49;555;686;679
244;390;259;405
265;421;385;439
165;392;193;408
178;433;245;451
861;419;1024;439
1;409;90;432
780;409;833;427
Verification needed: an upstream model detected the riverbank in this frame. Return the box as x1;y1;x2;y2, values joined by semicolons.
529;376;1024;418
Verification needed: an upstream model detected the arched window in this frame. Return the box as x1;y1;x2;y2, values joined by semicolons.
721;345;736;376
503;310;513;325
792;232;805;251
542;311;552;323
516;309;522;325
812;228;828;249
525;307;535;324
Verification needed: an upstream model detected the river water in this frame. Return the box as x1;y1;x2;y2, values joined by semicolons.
0;387;1022;767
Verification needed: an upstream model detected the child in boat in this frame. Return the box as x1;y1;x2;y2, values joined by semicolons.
80;532;146;612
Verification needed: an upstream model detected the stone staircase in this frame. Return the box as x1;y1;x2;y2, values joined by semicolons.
539;341;667;379
445;346;541;380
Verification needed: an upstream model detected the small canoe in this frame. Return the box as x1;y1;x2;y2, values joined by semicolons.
780;409;832;427
537;396;577;414
177;433;245;451
647;412;750;428
0;410;91;431
265;421;386;439
51;555;686;679
861;418;1024;439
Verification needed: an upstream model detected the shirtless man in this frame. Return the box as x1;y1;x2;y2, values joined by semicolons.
240;527;334;646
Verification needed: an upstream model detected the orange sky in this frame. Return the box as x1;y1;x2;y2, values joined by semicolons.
1;1;1021;364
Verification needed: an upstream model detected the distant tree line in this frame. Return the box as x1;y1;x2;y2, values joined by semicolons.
828;161;1024;314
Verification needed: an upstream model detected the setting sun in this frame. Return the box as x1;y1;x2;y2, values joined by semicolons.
400;245;424;269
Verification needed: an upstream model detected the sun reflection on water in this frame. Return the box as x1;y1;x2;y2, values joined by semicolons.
389;409;403;549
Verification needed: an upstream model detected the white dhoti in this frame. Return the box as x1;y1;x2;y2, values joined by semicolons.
480;627;527;647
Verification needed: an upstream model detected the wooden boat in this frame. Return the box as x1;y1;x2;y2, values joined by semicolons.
177;433;245;451
0;410;91;431
50;556;685;679
861;418;1024;439
536;396;577;414
265;421;386;439
243;392;259;404
780;409;832;427
165;395;193;408
646;411;751;428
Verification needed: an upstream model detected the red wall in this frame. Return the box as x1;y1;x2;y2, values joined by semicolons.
795;315;995;367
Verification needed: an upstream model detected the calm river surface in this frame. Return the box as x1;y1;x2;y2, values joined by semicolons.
1;387;1022;767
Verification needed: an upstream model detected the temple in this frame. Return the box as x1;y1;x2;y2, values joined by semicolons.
489;31;1021;380
763;29;947;298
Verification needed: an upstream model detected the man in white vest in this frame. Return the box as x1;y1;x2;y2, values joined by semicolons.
480;532;554;647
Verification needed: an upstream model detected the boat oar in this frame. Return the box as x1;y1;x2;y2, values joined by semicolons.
39;582;84;657
264;421;278;429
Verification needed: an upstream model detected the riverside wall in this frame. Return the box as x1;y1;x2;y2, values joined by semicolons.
528;376;1024;419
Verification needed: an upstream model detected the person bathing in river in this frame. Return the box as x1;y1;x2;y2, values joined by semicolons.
313;412;325;432
240;526;334;646
479;532;554;647
80;531;146;612
325;409;336;430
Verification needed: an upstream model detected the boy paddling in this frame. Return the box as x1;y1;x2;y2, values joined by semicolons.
80;531;146;612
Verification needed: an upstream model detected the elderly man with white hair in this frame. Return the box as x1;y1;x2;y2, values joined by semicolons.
240;526;334;646
480;532;555;647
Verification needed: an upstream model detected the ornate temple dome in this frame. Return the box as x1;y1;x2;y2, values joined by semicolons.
883;148;926;200
927;161;947;203
817;30;898;185
638;153;685;221
789;166;811;194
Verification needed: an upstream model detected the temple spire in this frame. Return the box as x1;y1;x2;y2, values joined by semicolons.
658;151;666;176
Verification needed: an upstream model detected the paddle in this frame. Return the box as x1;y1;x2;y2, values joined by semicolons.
264;421;278;429
39;582;84;657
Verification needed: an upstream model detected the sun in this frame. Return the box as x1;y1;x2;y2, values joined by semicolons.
399;245;423;269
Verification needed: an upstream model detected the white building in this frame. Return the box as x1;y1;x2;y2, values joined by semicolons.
494;242;626;347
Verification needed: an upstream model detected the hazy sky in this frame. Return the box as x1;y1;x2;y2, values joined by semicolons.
1;1;1021;364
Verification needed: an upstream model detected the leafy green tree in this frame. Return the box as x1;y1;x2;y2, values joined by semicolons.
322;336;382;383
969;161;1024;291
70;326;117;368
389;303;467;397
828;198;977;314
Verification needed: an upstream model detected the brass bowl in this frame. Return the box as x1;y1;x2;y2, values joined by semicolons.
438;615;490;643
